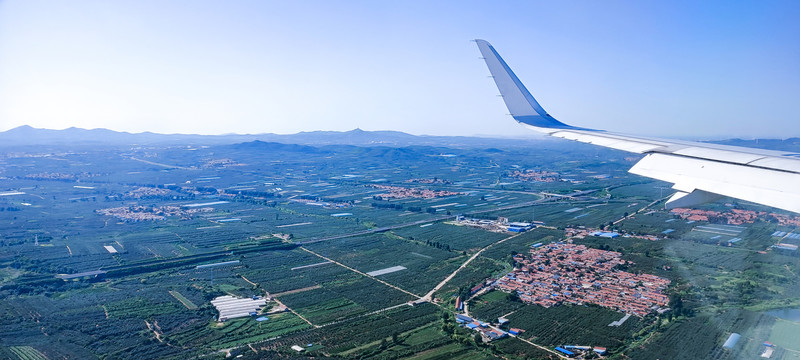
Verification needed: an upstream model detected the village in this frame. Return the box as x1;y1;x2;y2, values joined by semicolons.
124;186;173;199
670;207;800;226
508;169;560;182
450;216;537;233
405;177;452;185
96;205;212;221
494;242;670;317
368;184;462;199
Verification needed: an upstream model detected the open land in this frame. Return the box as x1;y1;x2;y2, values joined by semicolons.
1;133;800;359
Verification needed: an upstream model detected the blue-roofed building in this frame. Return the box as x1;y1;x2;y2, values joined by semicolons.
774;243;799;251
456;314;473;323
555;347;575;356
486;329;506;340
591;231;620;238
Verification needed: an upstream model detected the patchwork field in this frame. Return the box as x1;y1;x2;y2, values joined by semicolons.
2;137;799;359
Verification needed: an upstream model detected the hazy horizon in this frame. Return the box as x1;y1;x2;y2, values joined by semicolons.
1;1;799;138
3;124;797;143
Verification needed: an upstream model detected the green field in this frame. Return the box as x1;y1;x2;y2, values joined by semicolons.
769;318;800;351
2;137;800;359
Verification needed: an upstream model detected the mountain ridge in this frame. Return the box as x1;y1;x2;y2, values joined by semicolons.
1;125;797;151
0;125;545;148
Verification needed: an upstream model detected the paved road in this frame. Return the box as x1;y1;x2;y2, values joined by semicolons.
421;232;524;302
209;189;613;357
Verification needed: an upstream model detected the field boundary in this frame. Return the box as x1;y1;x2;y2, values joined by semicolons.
271;285;322;297
169;290;198;309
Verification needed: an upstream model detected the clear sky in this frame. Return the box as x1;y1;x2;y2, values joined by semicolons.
1;0;798;138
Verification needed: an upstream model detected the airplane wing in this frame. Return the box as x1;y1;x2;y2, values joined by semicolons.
475;39;800;214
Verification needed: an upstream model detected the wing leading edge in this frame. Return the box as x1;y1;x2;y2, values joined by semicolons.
474;39;800;214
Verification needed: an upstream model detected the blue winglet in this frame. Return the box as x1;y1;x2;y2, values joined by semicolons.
475;39;581;130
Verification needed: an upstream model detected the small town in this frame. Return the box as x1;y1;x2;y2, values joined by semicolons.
405;177;452;184
670;207;800;226
451;216;537;233
508;169;560;182
124;186;173;199
369;184;462;199
496;242;671;316
96;205;212;221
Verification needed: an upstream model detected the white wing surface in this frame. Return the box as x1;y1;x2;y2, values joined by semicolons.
475;39;800;214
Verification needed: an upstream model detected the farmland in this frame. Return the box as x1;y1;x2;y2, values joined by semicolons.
1;133;800;359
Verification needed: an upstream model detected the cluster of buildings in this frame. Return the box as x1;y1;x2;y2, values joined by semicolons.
96;205;211;221
369;184;461;199
202;158;242;168
670;208;760;224
452;216;536;233
772;243;798;251
495;243;670;316
671;208;800;226
768;213;800;227
24;172;79;180
211;295;267;322
405;177;451;184
124;186;172;199
555;345;607;357
455;314;507;342
565;227;660;241
761;341;776;358
508;169;559;182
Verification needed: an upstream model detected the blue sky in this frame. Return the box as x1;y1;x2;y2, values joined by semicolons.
1;0;798;138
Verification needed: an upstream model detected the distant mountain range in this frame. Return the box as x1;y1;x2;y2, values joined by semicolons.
0;125;546;148
1;125;797;151
711;137;800;152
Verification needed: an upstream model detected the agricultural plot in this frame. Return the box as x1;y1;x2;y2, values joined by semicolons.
258;303;443;355
169;290;198;309
634;309;776;360
617;209;695;237
469;290;526;320
469;290;646;353
3;138;800;359
277;268;415;324
506;303;644;350
6;346;47;360
433;256;508;301
492;337;557;360
769;318;800;352
393;222;508;253
168;312;311;352
608;181;665;201
304;233;462;295
334;322;485;359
